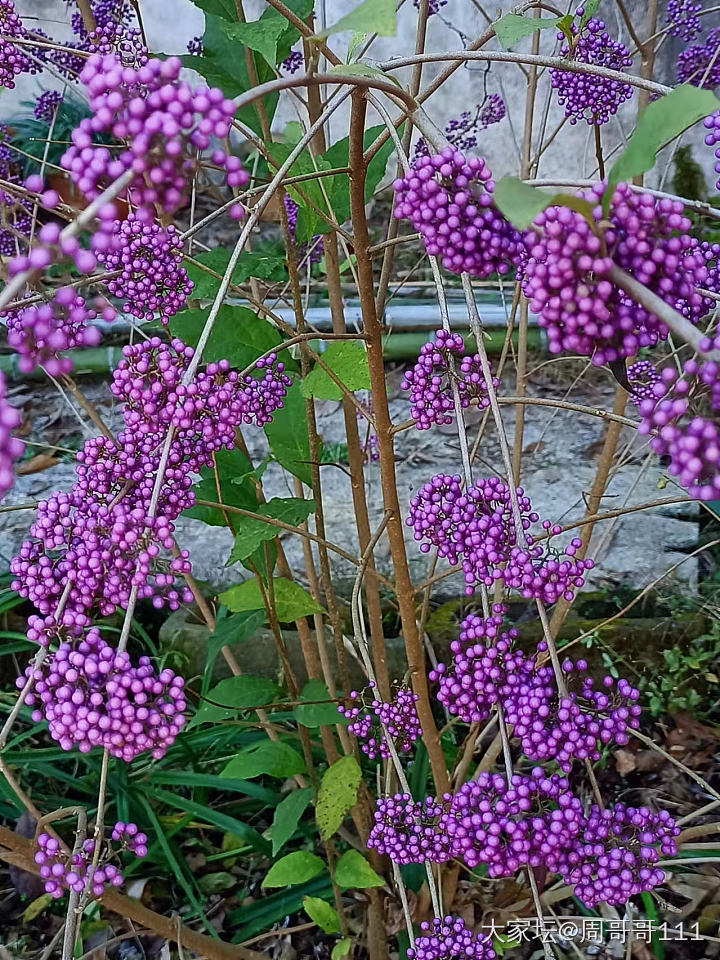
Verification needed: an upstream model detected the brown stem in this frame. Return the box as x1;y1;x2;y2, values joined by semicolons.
75;0;97;33
349;90;449;797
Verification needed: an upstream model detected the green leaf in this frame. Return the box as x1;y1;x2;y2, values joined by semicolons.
494;12;572;50
335;850;384;889
267;788;315;856
332;939;353;960
202;609;266;693
189;0;236;19
494;177;597;230
300;342;370;400
198;871;236;894
606;85;720;213
221;740;306;780
268;143;334;241
264;378;312;485
316;756;361;840
219;577;324;622
221;18;288;68
227;498;317;565
193;675;281;725
263;851;326;888
296;679;347;728
347;30;369;61
323;125;396;224
303;897;341;934
328;62;400;84
185;248;287;300
146;787;271;854
315;0;397;38
171;304;294;371
578;0;600;29
185;447;257;527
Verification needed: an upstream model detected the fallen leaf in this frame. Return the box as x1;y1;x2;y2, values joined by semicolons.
17;454;58;475
614;748;637;776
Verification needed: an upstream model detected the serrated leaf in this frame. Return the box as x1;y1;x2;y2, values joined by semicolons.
296;679;347;728
264;378;312;485
267;788;315;856
316;757;361;840
221;740;306;780
185;447;257;527
221;18;288;67
303;896;341;934
184;249;288;300
301;342;370;400
606;85;720;213
263;851;326;888
494;12;572;50
314;0;396;39
227;498;317;565
193;675;281;726
219;577;325;622
171;304;294;371
335;850;384;889
331;939;353;960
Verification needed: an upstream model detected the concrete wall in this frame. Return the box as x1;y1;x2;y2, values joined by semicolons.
9;0;718;191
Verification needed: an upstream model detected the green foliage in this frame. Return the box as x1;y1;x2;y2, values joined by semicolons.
227;497;317;564
605;85;720;212
494;12;573;49
315;756;362;839
267;788;315;855
172;304;295;371
672;145;708;202
220;18;289;68
334;850;384;889
314;0;397;39
221;740;307;779
193;676;281;725
219;577;324;621
494;177;597;230
262;851;327;888
184;248;288;299
303;896;341;934
332;939;353;960
264;378;313;484
189;0;236;18
296;679;347;727
185;447;258;527
640;629;720;718
202;609;267;693
301;342;371;400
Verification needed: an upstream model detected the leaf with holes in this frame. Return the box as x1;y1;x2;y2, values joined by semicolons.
316;756;362;840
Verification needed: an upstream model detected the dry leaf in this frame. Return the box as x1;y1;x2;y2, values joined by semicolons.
614;748;637;776
17;454;58;475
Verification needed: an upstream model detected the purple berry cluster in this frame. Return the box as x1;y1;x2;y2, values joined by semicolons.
19;627;186;759
34;90;63;123
187;35;203;57
7;219;103;287
666;0;702;41
415;97;506;159
429;606;532;723
556;804;679;906
3;287;113;376
704;111;720;192
35;818;147;900
502;654;642;771
97;211;193;321
550;15;633;126
393;149;524;279
677;28;720;87
414;0;447;13
401;329;498;430
0;0;34;89
89;22;148;67
407;473;592;600
339;684;421;759
61;53;248;214
445;769;585;875
627;359;661;403
0;125;32;257
281;49;303;73
408;917;495;960
522;183;709;365
284;195;324;267
0;370;24;499
367;794;453;864
479;94;506;129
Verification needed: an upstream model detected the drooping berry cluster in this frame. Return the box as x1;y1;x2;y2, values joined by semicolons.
0;370;24;499
666;0;702;41
35;818;147;900
0;0;34;89
284;195;324;267
408;917;496;960
445;769;585;875
407;473;592;600
502;653;642;771
34;90;63;122
550;15;634;125
401;329;498;430
367;794;453;864
677;28;720;87
19;627;186;759
556;805;679;906
339;684;422;759
704;111;720;192
96;211;193;321
522;183;709;365
2;287;114;376
7;219;102;285
0;125;34;256
414;97;506;159
89;22;148;67
393;149;524;279
281;49;303;73
61;54;248;214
